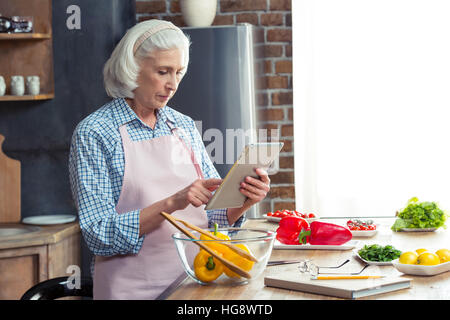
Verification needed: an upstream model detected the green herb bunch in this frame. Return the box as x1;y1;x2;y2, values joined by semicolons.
358;244;402;262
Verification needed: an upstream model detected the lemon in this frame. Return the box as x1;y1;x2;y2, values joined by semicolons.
417;252;440;265
415;248;428;255
399;251;418;264
435;249;450;264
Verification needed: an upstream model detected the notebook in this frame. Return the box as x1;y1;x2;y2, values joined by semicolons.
264;273;411;299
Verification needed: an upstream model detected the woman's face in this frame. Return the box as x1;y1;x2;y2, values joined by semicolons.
133;48;186;111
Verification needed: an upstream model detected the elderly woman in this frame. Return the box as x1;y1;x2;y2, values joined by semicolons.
68;20;270;300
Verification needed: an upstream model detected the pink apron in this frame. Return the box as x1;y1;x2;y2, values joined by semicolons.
93;120;208;300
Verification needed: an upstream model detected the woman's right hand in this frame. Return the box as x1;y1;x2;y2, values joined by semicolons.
167;178;223;212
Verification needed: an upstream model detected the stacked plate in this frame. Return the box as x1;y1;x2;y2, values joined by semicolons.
22;214;76;225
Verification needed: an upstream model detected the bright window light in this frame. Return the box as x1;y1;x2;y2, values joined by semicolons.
293;0;450;217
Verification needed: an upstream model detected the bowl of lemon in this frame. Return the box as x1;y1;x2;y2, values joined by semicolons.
392;248;450;276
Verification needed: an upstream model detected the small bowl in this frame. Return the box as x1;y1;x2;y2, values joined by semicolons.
350;229;378;238
392;259;450;276
353;249;393;266
172;227;276;285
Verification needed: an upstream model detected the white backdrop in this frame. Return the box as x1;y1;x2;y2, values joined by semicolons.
293;0;450;217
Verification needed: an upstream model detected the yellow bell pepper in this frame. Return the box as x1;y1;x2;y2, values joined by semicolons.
193;249;224;282
199;223;231;255
196;224;255;280
223;244;255;278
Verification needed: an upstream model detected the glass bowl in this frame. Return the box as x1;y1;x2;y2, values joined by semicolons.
172;227;276;285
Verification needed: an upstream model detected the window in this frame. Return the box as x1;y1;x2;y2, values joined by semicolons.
293;0;450;217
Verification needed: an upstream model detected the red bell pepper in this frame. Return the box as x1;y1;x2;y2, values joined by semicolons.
275;216;309;245
298;221;352;245
276;217;352;245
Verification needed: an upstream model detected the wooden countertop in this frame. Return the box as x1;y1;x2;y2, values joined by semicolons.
0;221;80;250
165;217;450;300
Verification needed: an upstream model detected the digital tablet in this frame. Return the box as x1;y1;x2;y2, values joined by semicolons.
205;142;284;210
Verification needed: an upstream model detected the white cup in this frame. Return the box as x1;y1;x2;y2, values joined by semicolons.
0;76;5;96
11;75;25;96
26;76;40;95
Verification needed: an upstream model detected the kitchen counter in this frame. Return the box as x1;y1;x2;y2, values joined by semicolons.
0;221;80;250
164;217;450;300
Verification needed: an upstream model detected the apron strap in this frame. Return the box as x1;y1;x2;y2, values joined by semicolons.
118;124;132;143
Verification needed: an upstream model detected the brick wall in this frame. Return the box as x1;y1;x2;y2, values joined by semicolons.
135;0;294;214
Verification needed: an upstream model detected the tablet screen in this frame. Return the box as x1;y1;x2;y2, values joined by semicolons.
205;142;284;210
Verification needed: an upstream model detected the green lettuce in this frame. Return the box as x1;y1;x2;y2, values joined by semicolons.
391;197;448;231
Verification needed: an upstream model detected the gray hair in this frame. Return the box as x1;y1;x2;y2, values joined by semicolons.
103;20;191;98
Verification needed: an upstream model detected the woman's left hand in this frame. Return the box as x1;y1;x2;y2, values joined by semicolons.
239;168;271;209
226;168;270;225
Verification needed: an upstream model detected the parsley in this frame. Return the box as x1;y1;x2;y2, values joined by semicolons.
358;244;402;262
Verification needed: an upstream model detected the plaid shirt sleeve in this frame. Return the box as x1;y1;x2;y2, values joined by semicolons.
69;122;144;256
189;119;245;229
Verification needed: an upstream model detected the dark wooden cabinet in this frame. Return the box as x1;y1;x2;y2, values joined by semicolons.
0;222;81;300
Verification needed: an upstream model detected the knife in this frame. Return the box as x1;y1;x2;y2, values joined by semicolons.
267;259;351;268
267;260;304;266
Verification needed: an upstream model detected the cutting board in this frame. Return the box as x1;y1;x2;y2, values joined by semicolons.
0;134;21;223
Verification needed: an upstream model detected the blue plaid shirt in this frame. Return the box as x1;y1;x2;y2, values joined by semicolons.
69;98;244;257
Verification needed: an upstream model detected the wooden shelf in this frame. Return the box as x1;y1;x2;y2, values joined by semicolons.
0;94;54;101
0;1;54;102
0;33;51;40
